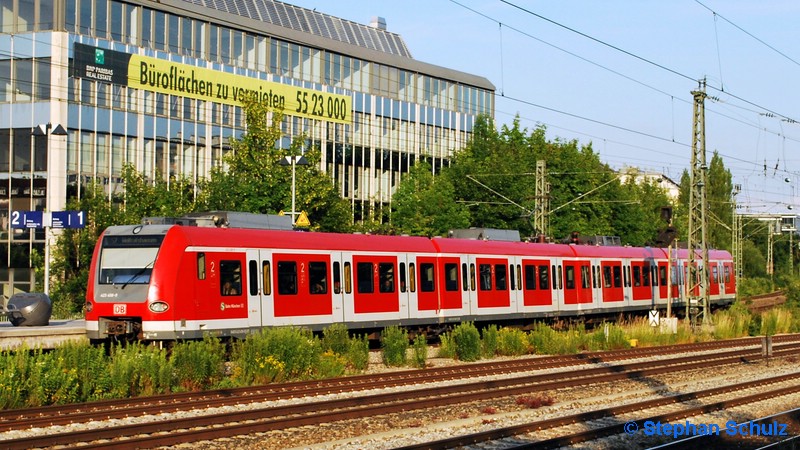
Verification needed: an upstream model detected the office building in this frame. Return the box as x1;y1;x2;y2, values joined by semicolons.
0;0;495;293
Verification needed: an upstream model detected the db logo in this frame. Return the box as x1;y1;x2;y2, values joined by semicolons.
113;304;127;315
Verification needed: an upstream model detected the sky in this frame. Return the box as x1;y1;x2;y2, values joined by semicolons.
287;0;800;215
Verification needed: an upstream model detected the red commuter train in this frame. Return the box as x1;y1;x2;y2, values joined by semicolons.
85;223;736;342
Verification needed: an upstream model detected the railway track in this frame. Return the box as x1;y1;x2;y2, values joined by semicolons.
395;370;800;449
0;334;794;432
2;337;798;449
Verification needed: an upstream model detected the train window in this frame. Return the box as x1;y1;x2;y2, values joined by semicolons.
712;265;719;283
333;262;341;294
277;261;297;295
479;264;492;291
592;266;599;289
461;263;468;291
495;264;507;291
724;265;731;283
539;265;549;290
420;263;435;292
650;266;658;286
565;266;575;290
581;266;591;289
262;261;271;295
613;266;621;288
379;263;395;293
643;265;651;287
626;266;632;288
220;260;242;296
633;266;641;287
557;266;563;290
524;265;536;290
248;260;258;296
357;262;374;293
344;262;352;294
309;262;327;295
444;263;458;291
659;266;667;286
408;263;416;292
399;262;407;293
509;264;516;290
516;265;522;291
551;265;557;290
197;253;206;280
470;263;476;291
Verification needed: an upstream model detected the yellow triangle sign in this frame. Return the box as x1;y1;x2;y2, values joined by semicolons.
278;210;285;216
296;211;310;227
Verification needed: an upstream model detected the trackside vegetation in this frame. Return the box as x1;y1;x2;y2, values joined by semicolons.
2;304;799;409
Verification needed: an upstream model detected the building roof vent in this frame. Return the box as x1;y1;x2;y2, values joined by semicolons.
369;16;387;30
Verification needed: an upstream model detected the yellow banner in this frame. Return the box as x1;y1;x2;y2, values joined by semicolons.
128;54;351;124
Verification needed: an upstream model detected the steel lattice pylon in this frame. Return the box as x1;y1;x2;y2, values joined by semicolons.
686;80;711;326
534;160;549;239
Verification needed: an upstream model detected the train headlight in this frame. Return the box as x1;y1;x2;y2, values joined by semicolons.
148;301;169;313
84;301;93;313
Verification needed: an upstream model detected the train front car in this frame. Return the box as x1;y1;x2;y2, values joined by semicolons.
85;224;175;342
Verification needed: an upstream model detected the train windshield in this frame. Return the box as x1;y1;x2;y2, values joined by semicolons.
99;235;165;285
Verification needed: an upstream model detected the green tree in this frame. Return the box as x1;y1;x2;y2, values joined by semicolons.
199;98;351;232
390;161;470;237
445;115;652;243
707;151;734;250
677;151;733;250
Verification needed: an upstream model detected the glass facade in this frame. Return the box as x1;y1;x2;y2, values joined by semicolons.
0;0;495;293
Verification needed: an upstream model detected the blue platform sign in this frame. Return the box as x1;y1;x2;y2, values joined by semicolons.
11;210;86;229
10;211;43;229
51;211;86;229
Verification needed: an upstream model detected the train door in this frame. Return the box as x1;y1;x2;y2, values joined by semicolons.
723;262;736;298
343;253;404;324
657;261;669;302
630;260;653;306
561;259;593;311
475;257;511;309
600;260;624;306
414;256;439;312
708;262;721;297
590;260;603;309
246;249;271;328
270;252;335;326
520;259;554;310
438;256;464;310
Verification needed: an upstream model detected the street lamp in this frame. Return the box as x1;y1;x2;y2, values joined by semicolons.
278;154;309;225
32;122;67;296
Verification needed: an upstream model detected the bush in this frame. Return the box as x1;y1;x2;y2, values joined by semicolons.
497;327;529;356
713;305;752;339
322;323;351;355
761;308;793;336
231;327;322;384
315;350;347;379
170;334;226;391
595;323;630;350
346;334;370;371
109;342;172;398
481;324;499;358
451;322;481;362
411;335;428;369
381;325;409;367
527;322;561;354
437;332;456;359
0;347;33;408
